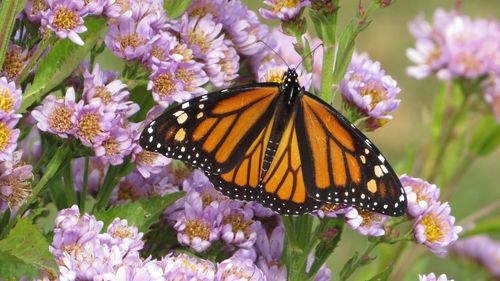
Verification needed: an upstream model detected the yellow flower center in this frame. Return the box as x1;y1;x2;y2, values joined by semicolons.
458;53;482;73
425;48;442;65
94;86;112;104
273;0;300;13
264;68;285;83
408;182;431;205
185;218;210;240
115;0;130;14
358;209;382;228
2;47;25;79
321;203;341;213
0;121;12;151
0;173;32;209
151;46;165;61
53;7;79;31
48;106;74;133
188;31;210;53
359;82;388;108
113;225;133;239
137;150;157;165
222;267;251;279
223;214;253;237
173;44;194;63
420;211;448;243
118;34;145;50
31;0;48;16
175;68;195;90
103;137;119;156
189;4;219;18
153;73;177;97
118;184;136;201
77;112;101;142
0;88;15;113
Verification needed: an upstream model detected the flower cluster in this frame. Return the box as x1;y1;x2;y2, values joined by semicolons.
406;9;500;121
31;63;169;176
0;151;33;214
50;205;331;280
400;175;462;256
451;235;500;277
340;52;401;130
0;77;22;162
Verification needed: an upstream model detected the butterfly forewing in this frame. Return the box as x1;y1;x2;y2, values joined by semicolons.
140;84;281;174
296;93;406;216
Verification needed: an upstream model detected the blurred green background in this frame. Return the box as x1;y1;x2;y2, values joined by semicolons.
240;0;500;280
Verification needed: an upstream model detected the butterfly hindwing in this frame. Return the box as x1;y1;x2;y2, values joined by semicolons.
257;109;323;215
296;93;406;216
140;84;281;174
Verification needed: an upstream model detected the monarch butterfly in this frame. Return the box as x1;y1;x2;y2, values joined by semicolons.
140;68;407;216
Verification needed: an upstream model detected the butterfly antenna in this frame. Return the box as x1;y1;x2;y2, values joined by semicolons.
256;40;290;68
296;43;324;69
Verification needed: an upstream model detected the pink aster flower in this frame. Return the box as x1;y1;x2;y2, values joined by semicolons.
75;100;116;146
173;191;222;252
1;44;29;80
349;209;389;237
451;235;500;277
0;115;20;161
205;40;240;88
413;202;462;256
216;257;266;281
105;15;154;61
0;151;32;214
94;125;134;166
147;65;188;107
132;149;171;178
313;203;356;219
41;0;87;46
419;273;454;281
340;52;401;130
145;31;185;68
230;9;271;56
260;0;311;21
101;218;144;254
83;64;139;118
258;59;312;90
400;175;440;218
407;9;500;80
24;0;49;22
221;205;260;249
0;76;21;116
31;87;81;138
155;253;216;280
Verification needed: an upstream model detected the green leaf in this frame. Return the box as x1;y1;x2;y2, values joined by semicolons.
470;115;500;156
366;264;394;281
95;192;185;233
20;17;108;112
340;252;359;279
164;0;193;19
461;218;500;237
128;82;156;122
0;218;58;278
0;0;27;67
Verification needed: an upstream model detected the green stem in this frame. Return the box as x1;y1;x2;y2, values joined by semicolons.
93;161;133;212
62;159;77;206
283;216;310;281
79;155;90;213
428;94;468;182
340;241;381;281
319;45;336;103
